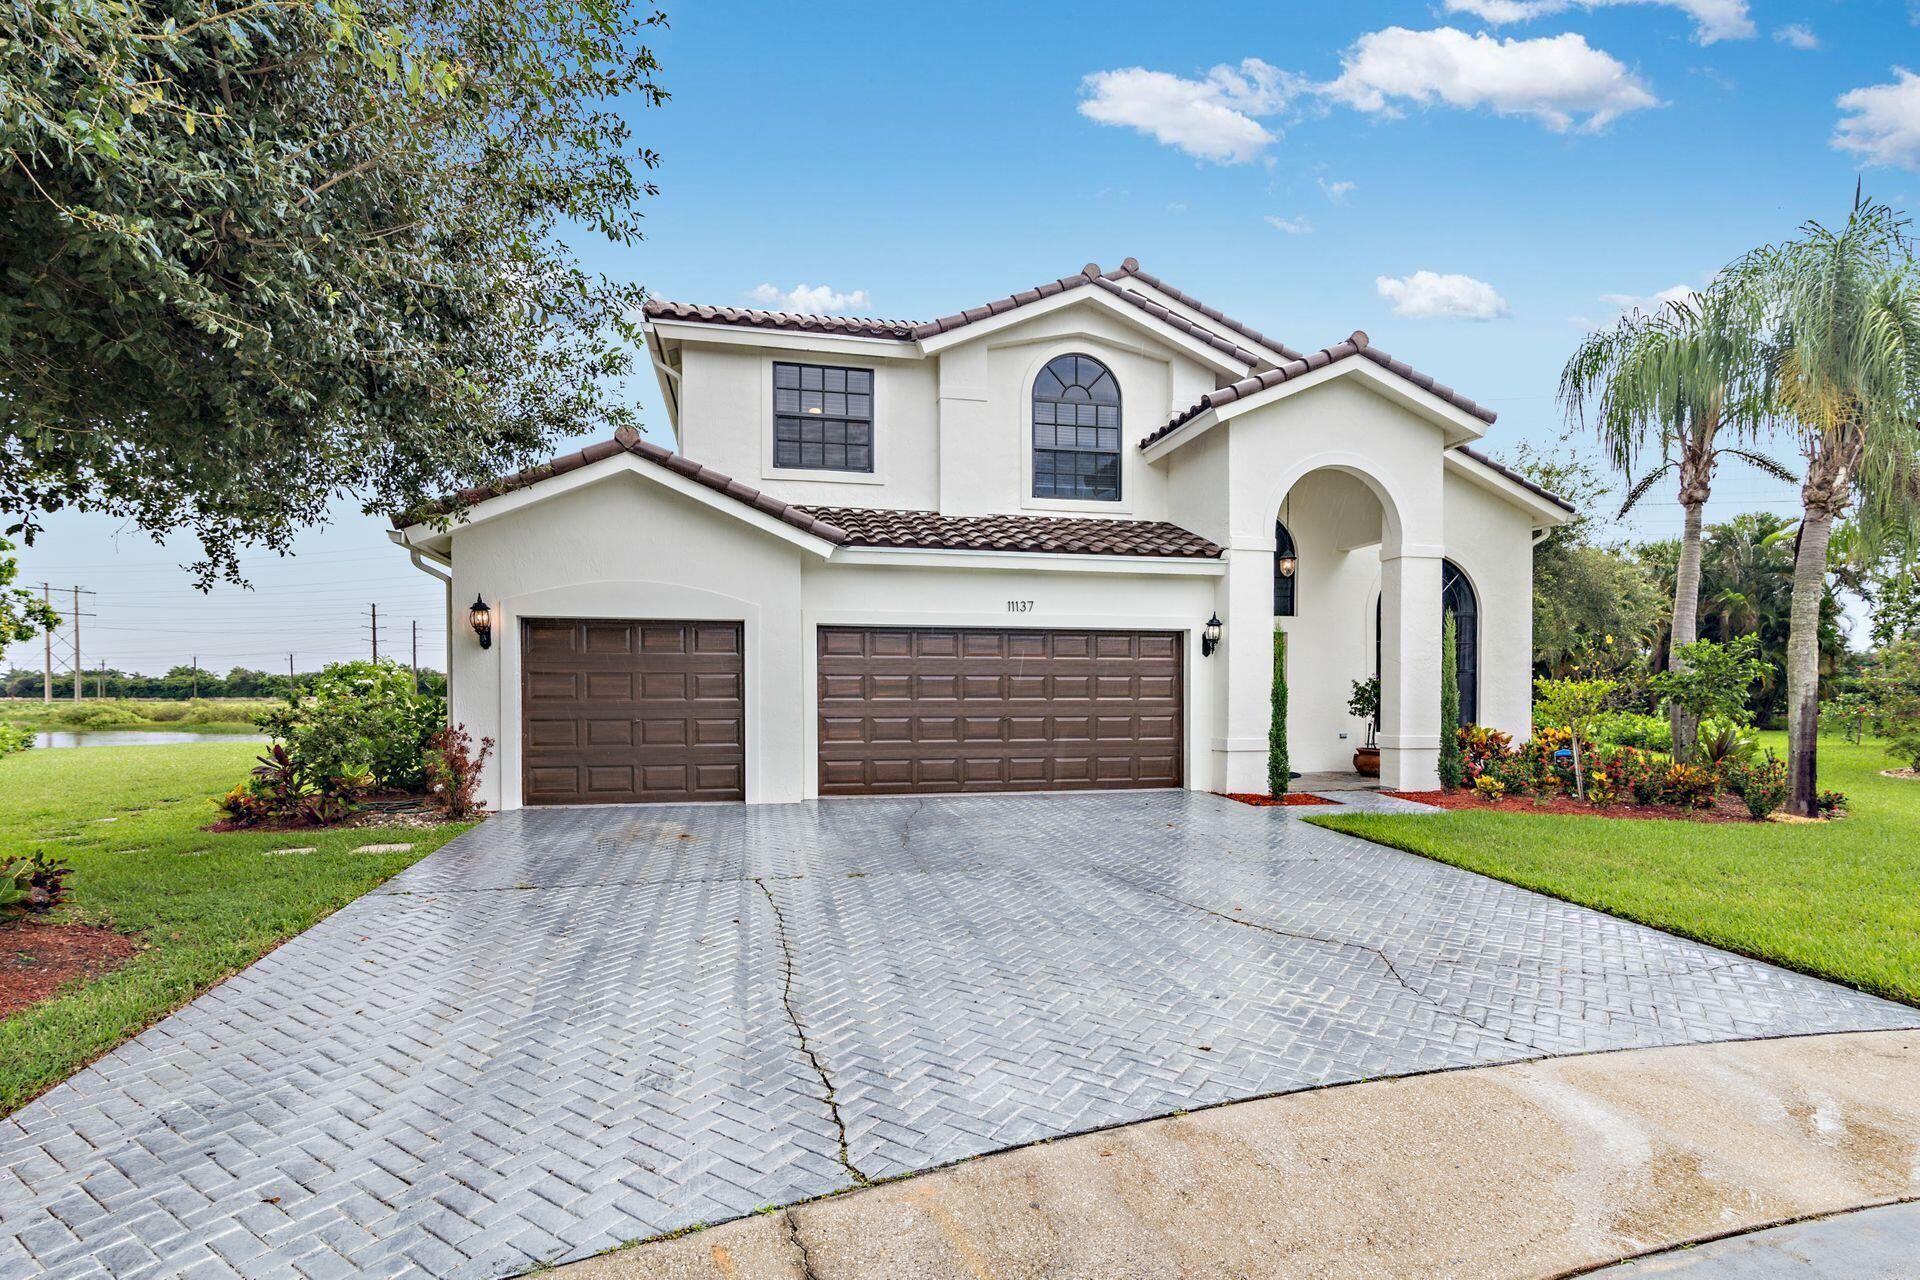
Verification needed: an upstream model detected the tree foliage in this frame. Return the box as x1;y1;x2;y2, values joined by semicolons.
0;537;60;645
1651;636;1769;732
1439;612;1463;789
1269;627;1288;796
2;0;668;581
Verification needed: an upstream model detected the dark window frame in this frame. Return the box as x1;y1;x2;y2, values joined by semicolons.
772;361;875;474
1273;521;1297;617
1031;353;1122;502
1441;559;1480;726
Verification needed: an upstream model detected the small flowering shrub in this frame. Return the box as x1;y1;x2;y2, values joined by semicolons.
425;724;494;819
1660;763;1717;809
1472;775;1507;801
1723;753;1789;820
1816;789;1848;815
1458;725;1513;783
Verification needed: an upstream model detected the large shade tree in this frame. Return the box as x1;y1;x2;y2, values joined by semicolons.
1732;197;1920;815
1560;282;1785;760
2;0;667;581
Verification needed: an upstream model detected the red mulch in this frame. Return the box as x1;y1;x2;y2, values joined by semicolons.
1382;789;1756;823
203;793;450;834
1;922;142;1020
1217;792;1341;807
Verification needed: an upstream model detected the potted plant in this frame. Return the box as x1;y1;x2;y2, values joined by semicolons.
1349;676;1381;776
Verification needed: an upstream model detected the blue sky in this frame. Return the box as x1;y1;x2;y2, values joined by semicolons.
10;0;1920;677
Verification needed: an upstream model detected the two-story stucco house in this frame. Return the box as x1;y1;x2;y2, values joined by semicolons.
391;258;1572;810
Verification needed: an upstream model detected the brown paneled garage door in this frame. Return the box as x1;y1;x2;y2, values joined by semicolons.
522;619;745;805
817;627;1182;796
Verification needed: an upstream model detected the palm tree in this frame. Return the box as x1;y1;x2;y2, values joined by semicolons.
1731;196;1920;815
1561;281;1784;761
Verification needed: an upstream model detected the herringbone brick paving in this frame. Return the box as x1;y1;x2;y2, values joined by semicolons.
3;792;1915;1278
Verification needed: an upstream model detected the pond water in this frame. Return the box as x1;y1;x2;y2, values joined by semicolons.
31;730;266;750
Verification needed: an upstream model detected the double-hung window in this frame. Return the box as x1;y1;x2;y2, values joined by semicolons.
773;362;874;473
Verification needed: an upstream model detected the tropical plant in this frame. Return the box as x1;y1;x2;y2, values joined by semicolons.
1730;196;1920;815
1472;775;1507;801
1724;753;1789;820
1;852;72;917
255;660;444;792
1561;281;1784;762
2;0;669;582
1348;676;1379;749
0;723;32;757
1439;613;1464;790
1650;636;1769;744
1533;676;1618;799
426;725;495;819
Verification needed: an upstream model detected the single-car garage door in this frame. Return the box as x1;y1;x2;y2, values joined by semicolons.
523;619;745;805
817;627;1182;796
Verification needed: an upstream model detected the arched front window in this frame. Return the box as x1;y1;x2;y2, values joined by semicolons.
1442;559;1479;726
1032;354;1121;500
1273;521;1297;616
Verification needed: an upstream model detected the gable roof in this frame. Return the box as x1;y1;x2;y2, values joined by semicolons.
1451;445;1577;513
394;431;1223;558
1140;330;1499;452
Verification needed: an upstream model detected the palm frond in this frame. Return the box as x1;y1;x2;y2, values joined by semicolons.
1714;448;1800;485
1616;461;1676;517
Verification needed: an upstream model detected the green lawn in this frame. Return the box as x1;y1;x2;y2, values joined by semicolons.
1309;735;1920;1006
0;742;471;1114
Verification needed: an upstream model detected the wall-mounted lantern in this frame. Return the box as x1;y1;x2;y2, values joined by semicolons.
469;595;494;649
1201;613;1223;657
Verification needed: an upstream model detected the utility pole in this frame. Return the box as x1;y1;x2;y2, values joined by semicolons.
370;603;380;662
190;656;198;700
41;584;51;703
288;653;296;697
410;620;419;692
71;586;87;701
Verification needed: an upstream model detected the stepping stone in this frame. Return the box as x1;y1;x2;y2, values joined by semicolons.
353;843;414;854
264;846;317;856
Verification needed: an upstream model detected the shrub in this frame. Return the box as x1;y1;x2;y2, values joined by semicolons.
1613;747;1667;806
64;703;146;729
1534;676;1618;800
1721;753;1788;820
425;725;495;819
1585;712;1673;751
1660;762;1716;809
1817;789;1848;815
1585;776;1618;807
1886;717;1920;772
1458;725;1514;781
1270;629;1288;796
1489;755;1535;796
0;723;32;756
255;660;444;793
1651;636;1768;760
1697;719;1755;770
2;852;72;916
1439;615;1463;791
1471;775;1506;801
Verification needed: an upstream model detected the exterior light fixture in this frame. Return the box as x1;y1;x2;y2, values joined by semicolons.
1278;553;1298;579
1201;613;1223;657
469;595;494;649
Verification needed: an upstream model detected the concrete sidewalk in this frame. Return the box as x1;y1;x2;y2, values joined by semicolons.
557;1030;1920;1280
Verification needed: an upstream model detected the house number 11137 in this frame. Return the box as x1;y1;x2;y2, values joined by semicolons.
1006;600;1035;613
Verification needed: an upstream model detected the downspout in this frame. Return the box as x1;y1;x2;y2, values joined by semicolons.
394;532;454;711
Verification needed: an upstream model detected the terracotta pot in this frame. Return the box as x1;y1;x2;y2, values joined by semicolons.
1353;746;1381;777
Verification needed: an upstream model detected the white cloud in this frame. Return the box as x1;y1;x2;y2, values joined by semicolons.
1264;214;1314;234
1833;68;1920;171
1772;23;1819;50
1077;59;1297;164
1597;283;1698;319
749;283;872;314
1444;0;1754;45
1318;178;1357;202
1322;27;1660;132
1376;271;1511;320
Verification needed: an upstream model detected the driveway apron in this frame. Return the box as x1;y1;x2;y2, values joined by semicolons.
3;792;1915;1279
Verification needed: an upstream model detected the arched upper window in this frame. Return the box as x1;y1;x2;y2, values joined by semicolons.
1442;559;1479;726
1273;521;1297;616
1032;354;1121;501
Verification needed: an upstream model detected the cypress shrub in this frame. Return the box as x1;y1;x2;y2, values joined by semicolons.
1439;612;1464;790
1269;627;1289;795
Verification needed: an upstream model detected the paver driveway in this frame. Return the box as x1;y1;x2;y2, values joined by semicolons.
4;793;1916;1280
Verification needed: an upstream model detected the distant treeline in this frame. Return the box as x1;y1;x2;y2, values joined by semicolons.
2;665;447;701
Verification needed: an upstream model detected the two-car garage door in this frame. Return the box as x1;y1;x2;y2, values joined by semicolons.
521;619;1183;803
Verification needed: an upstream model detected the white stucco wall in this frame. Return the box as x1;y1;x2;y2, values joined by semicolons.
447;472;809;810
1442;468;1538;744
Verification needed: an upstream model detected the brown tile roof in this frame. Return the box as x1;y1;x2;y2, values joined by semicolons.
641;300;918;340
393;430;852;542
797;507;1223;559
1120;264;1308;362
1141;331;1499;451
396;433;1225;557
1452;445;1578;512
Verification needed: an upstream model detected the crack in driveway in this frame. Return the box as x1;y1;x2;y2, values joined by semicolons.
753;877;869;1188
1115;875;1540;1054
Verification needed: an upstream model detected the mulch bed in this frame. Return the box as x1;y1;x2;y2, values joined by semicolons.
2;922;143;1020
1382;789;1758;823
203;795;467;834
1217;792;1341;807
